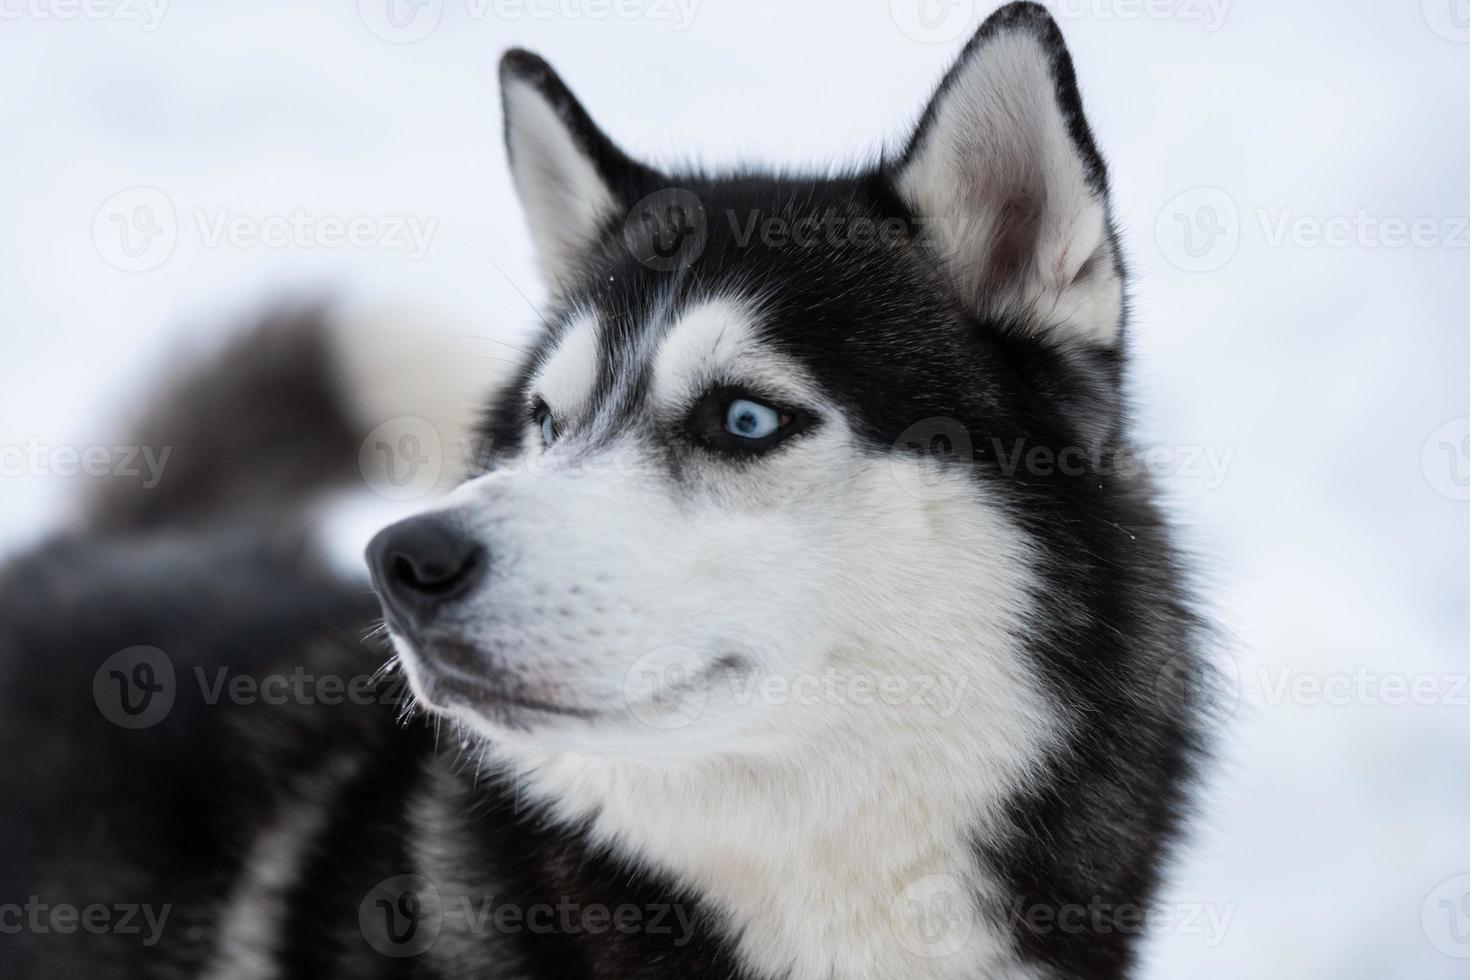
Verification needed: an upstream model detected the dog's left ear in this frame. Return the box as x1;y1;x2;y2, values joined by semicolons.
894;3;1123;349
499;50;649;290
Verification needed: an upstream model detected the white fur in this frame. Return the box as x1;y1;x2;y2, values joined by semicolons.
529;312;600;420
897;32;1122;347
200;759;363;980
409;762;532;978
502;77;618;289
488;458;1061;979
650;296;761;405
387;298;1064;978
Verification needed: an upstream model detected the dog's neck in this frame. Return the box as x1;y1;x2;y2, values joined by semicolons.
493;698;1053;980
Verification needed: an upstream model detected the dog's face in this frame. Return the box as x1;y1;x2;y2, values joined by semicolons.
369;6;1127;763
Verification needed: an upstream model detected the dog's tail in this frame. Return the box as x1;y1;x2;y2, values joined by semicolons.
81;303;502;535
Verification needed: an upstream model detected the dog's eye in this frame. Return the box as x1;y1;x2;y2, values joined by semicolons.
688;387;810;456
532;400;557;447
725;399;782;440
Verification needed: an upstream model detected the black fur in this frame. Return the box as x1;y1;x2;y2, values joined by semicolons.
81;305;361;533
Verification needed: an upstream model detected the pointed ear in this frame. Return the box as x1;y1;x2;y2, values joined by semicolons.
499;50;647;290
894;3;1124;348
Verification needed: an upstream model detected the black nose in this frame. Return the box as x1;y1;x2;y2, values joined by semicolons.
367;515;484;632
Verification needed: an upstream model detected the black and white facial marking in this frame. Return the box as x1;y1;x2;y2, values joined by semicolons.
369;5;1203;979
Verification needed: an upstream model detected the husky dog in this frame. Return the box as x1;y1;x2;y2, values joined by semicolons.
0;5;1207;978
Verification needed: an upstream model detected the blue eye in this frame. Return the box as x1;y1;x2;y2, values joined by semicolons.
725;399;782;440
533;400;557;447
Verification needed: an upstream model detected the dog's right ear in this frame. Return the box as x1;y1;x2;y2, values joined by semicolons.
499;50;646;290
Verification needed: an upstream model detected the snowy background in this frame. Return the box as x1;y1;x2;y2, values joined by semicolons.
2;0;1468;975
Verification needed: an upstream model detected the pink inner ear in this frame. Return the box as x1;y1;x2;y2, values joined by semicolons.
984;191;1046;287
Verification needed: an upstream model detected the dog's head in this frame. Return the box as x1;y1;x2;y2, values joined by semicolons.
369;4;1127;763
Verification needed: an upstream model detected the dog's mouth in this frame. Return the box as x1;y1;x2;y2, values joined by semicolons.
393;635;600;726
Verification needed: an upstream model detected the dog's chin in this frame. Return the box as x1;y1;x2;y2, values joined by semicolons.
389;633;604;738
387;634;759;759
